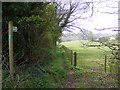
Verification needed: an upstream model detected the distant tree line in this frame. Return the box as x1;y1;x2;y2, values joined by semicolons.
61;30;117;42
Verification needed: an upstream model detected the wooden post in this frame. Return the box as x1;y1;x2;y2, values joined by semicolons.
71;50;73;65
104;55;107;73
74;52;77;66
8;21;14;77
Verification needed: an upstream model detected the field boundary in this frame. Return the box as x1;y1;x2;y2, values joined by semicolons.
61;44;117;73
62;45;77;67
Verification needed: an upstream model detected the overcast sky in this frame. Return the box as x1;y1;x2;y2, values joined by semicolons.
62;0;119;35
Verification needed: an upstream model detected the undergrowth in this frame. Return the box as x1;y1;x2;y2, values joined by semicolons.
2;47;68;88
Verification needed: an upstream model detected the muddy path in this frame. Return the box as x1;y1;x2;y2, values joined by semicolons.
62;53;76;88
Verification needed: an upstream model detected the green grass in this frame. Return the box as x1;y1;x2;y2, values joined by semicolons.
3;40;118;88
61;40;117;73
72;69;118;88
61;40;118;88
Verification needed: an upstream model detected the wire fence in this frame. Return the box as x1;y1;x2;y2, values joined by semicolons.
62;45;73;64
62;45;118;73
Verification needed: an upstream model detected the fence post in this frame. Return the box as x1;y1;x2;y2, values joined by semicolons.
74;52;77;66
104;55;107;73
8;21;14;77
71;50;73;65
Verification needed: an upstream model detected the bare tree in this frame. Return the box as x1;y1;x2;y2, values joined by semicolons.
56;0;119;87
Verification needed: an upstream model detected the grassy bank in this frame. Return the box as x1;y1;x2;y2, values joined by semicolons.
3;47;67;88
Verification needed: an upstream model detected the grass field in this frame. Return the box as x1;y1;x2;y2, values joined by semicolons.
61;40;118;73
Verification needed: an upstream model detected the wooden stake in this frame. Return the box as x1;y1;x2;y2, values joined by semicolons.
74;52;77;66
71;50;73;65
8;21;14;77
